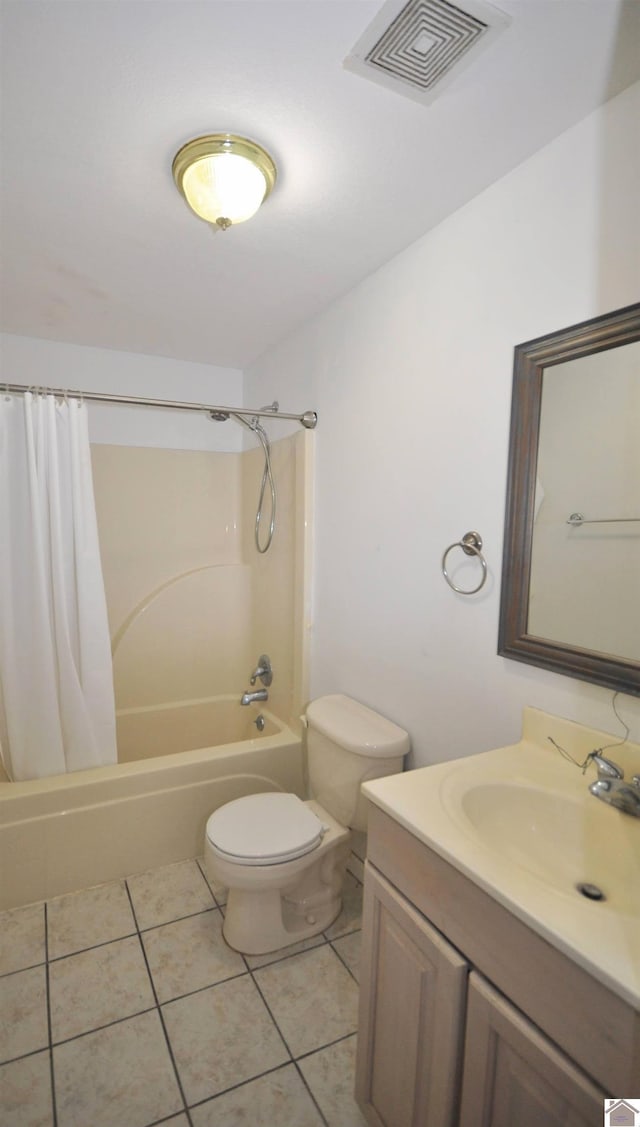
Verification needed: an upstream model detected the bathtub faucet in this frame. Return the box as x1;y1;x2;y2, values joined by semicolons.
240;689;269;706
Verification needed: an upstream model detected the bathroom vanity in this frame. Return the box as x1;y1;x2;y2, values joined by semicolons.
355;709;640;1127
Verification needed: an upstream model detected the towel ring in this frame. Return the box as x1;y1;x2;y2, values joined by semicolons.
442;531;487;595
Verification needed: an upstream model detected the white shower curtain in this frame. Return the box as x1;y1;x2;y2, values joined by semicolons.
0;392;117;781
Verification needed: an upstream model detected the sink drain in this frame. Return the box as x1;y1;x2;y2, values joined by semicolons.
576;882;606;902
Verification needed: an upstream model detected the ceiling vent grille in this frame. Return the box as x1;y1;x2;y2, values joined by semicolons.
344;0;510;106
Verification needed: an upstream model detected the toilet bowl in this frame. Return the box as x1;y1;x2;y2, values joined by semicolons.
204;694;409;955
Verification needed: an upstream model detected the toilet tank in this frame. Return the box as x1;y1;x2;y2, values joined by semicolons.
305;694;410;831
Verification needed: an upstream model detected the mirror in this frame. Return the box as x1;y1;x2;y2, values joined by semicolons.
498;302;640;695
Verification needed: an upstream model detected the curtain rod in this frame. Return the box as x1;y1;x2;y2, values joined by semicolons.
3;382;318;430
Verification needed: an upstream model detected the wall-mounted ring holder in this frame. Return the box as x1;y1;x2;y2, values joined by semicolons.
442;531;487;595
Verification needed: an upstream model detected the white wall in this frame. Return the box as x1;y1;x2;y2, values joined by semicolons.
0;333;243;451
245;81;640;764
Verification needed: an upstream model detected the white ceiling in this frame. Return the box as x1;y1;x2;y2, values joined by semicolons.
1;0;639;370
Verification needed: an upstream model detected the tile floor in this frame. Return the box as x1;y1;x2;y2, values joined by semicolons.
0;857;369;1127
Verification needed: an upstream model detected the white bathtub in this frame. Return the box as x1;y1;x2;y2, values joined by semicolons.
0;696;303;910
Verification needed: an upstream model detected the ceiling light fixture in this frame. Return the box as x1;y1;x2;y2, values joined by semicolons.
172;133;277;231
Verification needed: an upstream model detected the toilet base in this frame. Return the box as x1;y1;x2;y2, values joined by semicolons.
205;801;351;955
222;881;343;955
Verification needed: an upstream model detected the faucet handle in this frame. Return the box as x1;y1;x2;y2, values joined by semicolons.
249;654;272;687
588;752;624;780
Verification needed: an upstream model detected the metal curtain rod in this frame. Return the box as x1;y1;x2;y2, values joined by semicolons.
2;382;318;429
567;512;640;526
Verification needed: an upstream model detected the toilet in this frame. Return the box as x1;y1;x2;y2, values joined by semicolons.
204;694;410;955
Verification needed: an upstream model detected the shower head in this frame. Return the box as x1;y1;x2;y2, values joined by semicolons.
209;410;230;422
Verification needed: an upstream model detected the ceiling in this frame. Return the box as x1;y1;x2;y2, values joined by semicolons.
1;0;639;371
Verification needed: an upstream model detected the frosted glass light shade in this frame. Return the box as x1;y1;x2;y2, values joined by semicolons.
173;134;277;229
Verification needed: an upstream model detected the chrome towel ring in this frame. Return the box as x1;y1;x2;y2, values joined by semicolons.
442;531;487;595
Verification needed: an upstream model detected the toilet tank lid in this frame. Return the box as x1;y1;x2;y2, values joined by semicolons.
306;694;410;758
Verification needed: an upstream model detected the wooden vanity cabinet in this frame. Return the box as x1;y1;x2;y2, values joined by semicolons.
356;806;639;1127
356;864;466;1127
459;974;604;1127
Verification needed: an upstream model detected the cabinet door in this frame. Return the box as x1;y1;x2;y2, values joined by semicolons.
459;973;605;1127
355;863;467;1127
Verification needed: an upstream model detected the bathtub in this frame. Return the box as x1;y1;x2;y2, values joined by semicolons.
0;696;304;910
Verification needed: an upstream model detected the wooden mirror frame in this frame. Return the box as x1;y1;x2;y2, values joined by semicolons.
498;302;640;696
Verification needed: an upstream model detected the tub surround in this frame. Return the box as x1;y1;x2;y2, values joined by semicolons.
92;431;311;724
115;694;281;763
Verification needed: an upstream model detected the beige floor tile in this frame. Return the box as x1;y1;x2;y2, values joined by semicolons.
244;933;326;971
323;873;363;940
162;975;289;1105
190;1063;324;1126
53;1010;183;1127
253;945;359;1058
331;930;361;982
49;935;155;1042
0;1050;53;1127
0;966;48;1062
299;1035;368;1127
47;881;135;960
127;860;215;930
142;910;245;1002
0;903;46;976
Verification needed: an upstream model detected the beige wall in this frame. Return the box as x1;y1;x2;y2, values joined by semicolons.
92;432;311;722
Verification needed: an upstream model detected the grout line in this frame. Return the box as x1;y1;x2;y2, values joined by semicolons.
186;1060;302;1115
47;929;138;963
124;881;194;1127
137;904;220;937
292;1058;330;1126
195;857;227;910
145;1113;193;1127
329;931;361;984
0;959;48;981
47;1005;161;1050
244;934;328;972
148;968;250;1009
245;963;295;1063
294;1028;359;1064
44;902;58;1127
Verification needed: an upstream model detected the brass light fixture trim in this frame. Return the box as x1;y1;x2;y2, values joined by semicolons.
172;133;277;230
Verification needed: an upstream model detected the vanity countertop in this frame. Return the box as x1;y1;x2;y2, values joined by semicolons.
362;707;640;1008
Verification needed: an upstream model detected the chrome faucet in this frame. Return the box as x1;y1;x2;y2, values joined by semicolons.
240;688;269;706
587;752;640;818
588;752;623;779
250;654;272;687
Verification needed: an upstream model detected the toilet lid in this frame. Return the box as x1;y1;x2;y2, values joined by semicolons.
206;793;326;865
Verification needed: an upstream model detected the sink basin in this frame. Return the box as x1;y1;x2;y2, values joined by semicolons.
362;708;640;1006
455;781;639;914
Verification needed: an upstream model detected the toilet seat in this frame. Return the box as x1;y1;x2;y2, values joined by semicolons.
205;792;326;866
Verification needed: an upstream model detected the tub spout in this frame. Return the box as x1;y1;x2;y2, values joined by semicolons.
240;689;268;706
